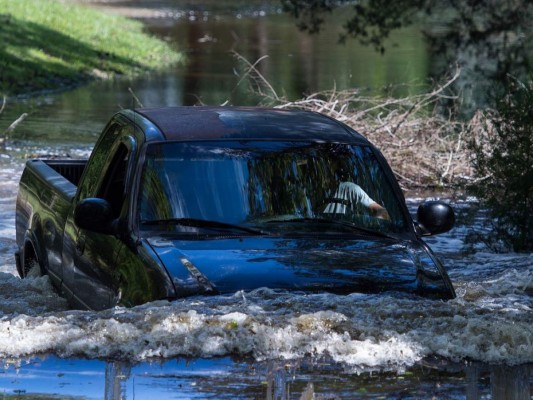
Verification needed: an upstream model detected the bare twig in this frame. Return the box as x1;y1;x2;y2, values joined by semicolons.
1;113;29;148
0;96;6;115
230;53;474;188
128;87;144;108
268;66;472;188
232;51;279;100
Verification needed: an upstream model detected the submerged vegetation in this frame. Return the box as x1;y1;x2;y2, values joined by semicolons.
274;72;470;189
235;55;470;189
0;0;181;95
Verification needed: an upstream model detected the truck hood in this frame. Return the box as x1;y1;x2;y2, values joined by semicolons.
146;235;450;298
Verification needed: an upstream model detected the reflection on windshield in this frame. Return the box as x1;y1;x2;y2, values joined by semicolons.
139;141;407;234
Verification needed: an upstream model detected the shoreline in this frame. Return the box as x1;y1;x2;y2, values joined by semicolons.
0;0;181;97
71;0;171;19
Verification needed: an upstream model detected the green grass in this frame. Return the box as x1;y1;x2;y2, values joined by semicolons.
0;0;181;95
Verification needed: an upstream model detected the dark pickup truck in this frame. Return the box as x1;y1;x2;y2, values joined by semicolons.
15;107;456;310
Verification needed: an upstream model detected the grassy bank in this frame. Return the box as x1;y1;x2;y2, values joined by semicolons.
0;0;181;95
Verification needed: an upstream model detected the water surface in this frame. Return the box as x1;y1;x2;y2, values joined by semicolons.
0;1;428;143
0;1;531;398
0;146;531;398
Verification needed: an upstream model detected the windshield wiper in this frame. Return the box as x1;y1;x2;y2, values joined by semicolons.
265;217;394;239
141;218;269;236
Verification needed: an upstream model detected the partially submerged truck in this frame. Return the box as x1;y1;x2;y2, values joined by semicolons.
15;107;456;310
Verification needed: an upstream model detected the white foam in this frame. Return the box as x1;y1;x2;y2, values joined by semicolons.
0;164;531;369
0;275;530;367
0;272;68;316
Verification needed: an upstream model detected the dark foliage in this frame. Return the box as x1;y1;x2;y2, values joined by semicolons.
281;0;532;114
280;0;532;52
282;0;425;53
468;79;533;252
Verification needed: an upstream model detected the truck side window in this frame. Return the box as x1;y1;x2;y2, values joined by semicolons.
78;123;122;201
98;144;129;219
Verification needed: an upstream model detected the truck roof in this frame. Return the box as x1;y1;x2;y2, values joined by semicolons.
129;107;369;144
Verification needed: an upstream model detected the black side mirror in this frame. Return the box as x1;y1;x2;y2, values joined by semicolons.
74;198;116;234
416;201;455;236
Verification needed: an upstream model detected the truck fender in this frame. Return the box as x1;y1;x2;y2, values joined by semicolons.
19;228;48;278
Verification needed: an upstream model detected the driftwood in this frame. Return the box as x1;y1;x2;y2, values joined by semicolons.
233;54;476;189
273;69;475;189
0;96;29;148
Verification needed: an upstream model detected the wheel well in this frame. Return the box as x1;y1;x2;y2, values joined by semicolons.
22;241;41;277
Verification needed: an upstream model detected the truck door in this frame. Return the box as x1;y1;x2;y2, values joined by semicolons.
62;122;136;310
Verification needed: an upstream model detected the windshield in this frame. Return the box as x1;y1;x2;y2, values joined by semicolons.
138;141;408;234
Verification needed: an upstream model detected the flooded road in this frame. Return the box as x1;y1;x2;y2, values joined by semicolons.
0;147;531;398
0;1;531;398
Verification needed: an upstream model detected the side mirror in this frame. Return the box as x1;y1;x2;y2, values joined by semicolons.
74;198;116;234
416;201;455;236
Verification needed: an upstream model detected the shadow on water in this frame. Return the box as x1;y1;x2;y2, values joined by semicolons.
0;356;531;399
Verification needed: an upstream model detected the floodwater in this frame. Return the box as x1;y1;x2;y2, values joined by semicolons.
0;1;532;398
0;0;430;141
0;146;531;398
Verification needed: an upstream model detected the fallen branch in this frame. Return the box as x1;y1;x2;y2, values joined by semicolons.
230;54;477;188
1;95;30;149
128;87;144;108
0;96;6;115
1;113;29;148
267;67;474;188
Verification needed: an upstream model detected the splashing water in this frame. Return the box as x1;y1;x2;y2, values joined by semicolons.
0;148;531;370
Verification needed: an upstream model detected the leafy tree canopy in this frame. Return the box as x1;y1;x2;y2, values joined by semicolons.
281;0;532;53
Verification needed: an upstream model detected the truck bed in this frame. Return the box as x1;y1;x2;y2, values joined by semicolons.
23;159;88;198
41;159;87;186
15;158;88;279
